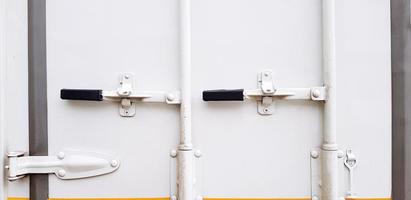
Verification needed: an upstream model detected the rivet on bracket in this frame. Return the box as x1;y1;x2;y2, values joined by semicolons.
118;73;136;117
257;70;275;115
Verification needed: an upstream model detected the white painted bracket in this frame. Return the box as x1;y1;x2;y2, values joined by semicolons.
117;73;136;117
310;148;344;200
105;73;181;117
344;149;357;198
257;70;275;115
6;150;120;181
107;73;181;117
169;149;203;200
250;70;327;115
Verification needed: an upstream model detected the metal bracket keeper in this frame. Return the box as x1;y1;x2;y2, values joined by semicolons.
60;73;181;117
202;70;327;115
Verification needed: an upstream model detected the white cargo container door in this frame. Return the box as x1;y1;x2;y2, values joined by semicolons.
2;0;391;199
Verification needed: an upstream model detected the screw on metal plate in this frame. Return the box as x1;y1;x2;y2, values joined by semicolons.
170;149;177;158
310;148;322;200
344;149;357;197
194;150;202;158
118;73;136;117
310;87;327;101
166;91;181;104
310;150;319;159
257;70;275;115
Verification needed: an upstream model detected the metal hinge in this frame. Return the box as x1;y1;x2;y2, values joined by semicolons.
6;150;120;181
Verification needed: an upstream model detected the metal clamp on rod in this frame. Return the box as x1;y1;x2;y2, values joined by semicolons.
202;70;327;115
61;73;181;117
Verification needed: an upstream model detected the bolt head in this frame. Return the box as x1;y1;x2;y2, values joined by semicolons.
167;94;175;101
57;169;66;177
170;150;177;158
338;150;344;158
311;150;319;159
194;150;202;158
312;89;321;98
111;160;119;168
57;152;65;160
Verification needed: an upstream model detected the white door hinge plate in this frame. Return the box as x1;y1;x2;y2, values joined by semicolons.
6;150;120;181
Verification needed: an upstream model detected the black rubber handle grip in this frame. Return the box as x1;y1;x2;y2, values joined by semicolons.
203;89;244;101
60;89;103;101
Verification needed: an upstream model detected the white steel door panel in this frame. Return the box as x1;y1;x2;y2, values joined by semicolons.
335;0;391;197
1;0;391;199
47;0;180;197
193;0;390;198
2;0;30;198
192;0;322;197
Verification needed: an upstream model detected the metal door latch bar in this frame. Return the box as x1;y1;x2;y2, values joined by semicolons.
6;150;120;181
202;70;327;115
60;73;181;117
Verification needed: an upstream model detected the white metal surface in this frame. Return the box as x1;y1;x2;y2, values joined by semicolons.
0;0;392;199
0;0;6;198
47;0;180;197
1;0;30;198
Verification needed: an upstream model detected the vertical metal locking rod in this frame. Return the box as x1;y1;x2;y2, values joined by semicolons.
321;0;339;200
178;0;195;200
179;0;192;150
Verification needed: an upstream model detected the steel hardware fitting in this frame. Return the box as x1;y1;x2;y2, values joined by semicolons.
101;73;181;117
61;73;181;117
202;70;327;115
5;150;120;181
344;149;357;197
251;70;327;115
169;148;203;200
310;148;344;200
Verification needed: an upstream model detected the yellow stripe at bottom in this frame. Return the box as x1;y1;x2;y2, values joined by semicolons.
7;197;392;200
8;198;29;200
205;198;392;200
49;198;169;200
205;198;310;200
